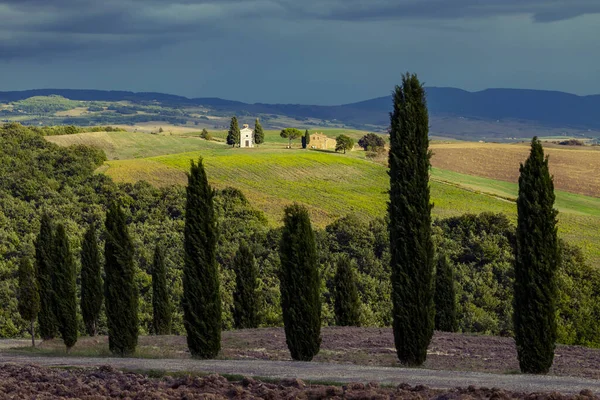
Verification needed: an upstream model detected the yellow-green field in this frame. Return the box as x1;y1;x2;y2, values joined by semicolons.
46;131;225;160
46;129;600;266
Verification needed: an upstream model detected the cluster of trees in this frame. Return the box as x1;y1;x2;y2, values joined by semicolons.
21;205;169;355
388;73;562;373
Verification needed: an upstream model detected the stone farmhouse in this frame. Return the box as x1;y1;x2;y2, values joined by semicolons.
240;124;254;148
309;132;336;150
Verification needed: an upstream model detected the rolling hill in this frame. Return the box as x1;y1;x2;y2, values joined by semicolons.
4;87;600;140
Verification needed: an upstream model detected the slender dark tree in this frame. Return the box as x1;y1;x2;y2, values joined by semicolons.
152;244;172;335
514;136;559;374
53;224;78;350
279;204;321;361
388;73;435;366
35;213;57;340
18;257;40;347
81;224;103;336
254;118;265;147
104;203;139;356
233;241;259;329
302;129;311;149
434;254;457;332
227;116;240;148
333;254;361;327
183;158;221;358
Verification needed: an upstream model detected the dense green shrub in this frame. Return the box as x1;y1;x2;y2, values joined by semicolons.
53;224;78;350
18;257;39;347
514;137;559;374
183;158;221;358
434;254;458;332
279;204;321;361
152;244;172;335
233;241;259;329
105;203;138;356
388;73;434;366
35;213;57;340
333;254;361;327
81;224;103;336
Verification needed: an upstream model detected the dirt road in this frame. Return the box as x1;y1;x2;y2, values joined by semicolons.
1;353;599;395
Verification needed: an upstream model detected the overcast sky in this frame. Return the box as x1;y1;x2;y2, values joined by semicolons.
0;0;599;104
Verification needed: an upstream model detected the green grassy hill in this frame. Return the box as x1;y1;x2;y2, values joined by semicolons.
45;129;600;266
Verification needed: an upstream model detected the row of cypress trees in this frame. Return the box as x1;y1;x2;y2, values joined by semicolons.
29;216;78;350
388;73;559;374
22;205;172;354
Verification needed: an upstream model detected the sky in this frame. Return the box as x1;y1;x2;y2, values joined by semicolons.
0;0;599;105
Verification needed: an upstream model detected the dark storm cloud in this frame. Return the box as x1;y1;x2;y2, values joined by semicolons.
1;0;599;60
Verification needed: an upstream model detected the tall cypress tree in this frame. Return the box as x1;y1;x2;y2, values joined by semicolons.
303;129;311;149
434;254;457;332
333;255;361;327
388;73;435;366
254;118;264;147
81;224;103;337
35;213;57;340
104;203;138;356
53;224;78;350
514;137;559;374
233;241;259;329
227;116;240;148
18;257;40;347
279;204;321;361
183;158;221;358
152;244;172;335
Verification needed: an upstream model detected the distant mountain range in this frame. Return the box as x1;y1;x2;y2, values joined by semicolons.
2;87;600;132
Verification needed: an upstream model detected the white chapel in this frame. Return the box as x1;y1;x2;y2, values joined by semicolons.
240;124;254;148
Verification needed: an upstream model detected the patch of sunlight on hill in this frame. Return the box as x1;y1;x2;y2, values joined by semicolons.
46;131;224;160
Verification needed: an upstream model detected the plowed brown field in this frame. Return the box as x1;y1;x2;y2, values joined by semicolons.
430;143;600;198
3;364;597;399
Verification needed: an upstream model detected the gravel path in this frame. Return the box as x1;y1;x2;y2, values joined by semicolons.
1;353;599;395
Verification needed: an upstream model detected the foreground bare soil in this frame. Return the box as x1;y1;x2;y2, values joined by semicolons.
25;328;600;379
1;363;597;400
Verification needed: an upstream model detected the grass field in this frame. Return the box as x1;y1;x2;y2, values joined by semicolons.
101;147;600;266
46;130;600;266
46;131;224;160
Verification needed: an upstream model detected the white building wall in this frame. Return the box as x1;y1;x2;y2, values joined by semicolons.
240;126;254;148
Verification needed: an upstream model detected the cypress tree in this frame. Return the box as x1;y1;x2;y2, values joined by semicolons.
183;157;221;358
104;203;138;356
388;73;435;366
434;254;457;332
18;257;40;347
226;116;240;148
303;130;311;149
53;224;78;350
333;255;361;327
514;136;559;374
233;241;259;329
35;213;57;340
81;224;103;336
152;244;172;335
254;118;264;147
279;204;321;361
